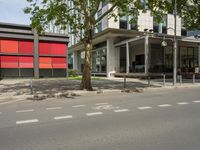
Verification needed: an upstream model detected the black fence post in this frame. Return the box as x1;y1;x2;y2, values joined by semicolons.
148;76;150;87
124;76;126;89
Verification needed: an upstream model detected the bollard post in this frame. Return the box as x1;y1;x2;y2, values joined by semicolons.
180;75;182;85
124;76;126;89
193;74;195;84
163;74;166;86
148;76;150;87
30;80;33;94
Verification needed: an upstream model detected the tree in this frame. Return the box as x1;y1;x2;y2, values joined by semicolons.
147;0;200;30
24;0;145;91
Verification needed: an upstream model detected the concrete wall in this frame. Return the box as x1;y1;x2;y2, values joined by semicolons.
106;38;119;77
167;14;181;36
137;11;153;32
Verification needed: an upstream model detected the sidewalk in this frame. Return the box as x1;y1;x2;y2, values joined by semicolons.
0;77;200;104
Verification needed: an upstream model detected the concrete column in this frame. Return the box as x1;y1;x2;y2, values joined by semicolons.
107;38;117;77
126;42;130;73
115;47;120;73
73;51;78;70
198;44;200;68
144;36;149;75
33;29;39;79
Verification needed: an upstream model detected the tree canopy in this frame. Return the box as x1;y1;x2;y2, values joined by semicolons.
147;0;200;30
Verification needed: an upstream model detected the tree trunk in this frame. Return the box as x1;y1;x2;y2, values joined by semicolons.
80;35;93;91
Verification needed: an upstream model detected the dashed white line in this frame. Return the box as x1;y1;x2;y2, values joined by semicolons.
114;109;129;112
86;112;103;116
193;100;200;103
138;106;152;110
16;109;34;113
54;115;73;120
177;102;189;105
72;105;86;108
16;119;39;125
96;103;108;105
158;104;172;107
46;107;62;110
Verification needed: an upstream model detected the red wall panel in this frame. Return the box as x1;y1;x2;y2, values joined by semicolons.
19;41;34;54
51;43;66;56
19;57;33;63
1;40;18;53
1;56;18;68
39;57;52;63
39;42;51;55
39;64;52;69
19;57;33;68
52;64;67;69
52;58;66;64
1;56;18;62
39;57;52;68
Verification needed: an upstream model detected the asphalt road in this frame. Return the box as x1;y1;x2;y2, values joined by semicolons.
0;87;200;150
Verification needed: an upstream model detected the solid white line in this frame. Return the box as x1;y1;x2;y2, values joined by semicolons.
158;104;172;107
16;119;39;125
192;100;200;103
16;109;34;113
114;109;129;112
72;105;86;108
177;102;189;105
54;115;73;120
46;107;62;110
96;103;108;105
86;112;103;116
138;106;152;110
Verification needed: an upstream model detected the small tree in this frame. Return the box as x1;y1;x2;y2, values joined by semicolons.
24;0;145;91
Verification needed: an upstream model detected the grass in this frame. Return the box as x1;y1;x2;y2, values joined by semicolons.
67;76;102;80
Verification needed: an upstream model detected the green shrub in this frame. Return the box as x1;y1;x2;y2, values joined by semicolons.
68;69;79;77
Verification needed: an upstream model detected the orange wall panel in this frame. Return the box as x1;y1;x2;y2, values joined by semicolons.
39;64;52;69
39;57;52;64
1;40;18;53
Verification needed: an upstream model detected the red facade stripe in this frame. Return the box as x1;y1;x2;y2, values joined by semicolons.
19;41;34;54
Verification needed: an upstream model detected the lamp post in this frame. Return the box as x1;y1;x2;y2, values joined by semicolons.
173;0;177;86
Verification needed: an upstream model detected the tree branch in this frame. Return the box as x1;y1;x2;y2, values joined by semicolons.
95;3;118;24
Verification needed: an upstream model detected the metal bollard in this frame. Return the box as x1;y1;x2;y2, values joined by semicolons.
30;80;33;94
148;76;150;87
180;75;182;85
124;76;126;89
193;74;195;84
163;74;166;86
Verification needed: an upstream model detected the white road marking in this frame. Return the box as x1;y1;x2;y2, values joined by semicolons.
72;105;86;108
16;109;34;113
96;103;108;105
54;115;73;120
86;112;103;116
16;119;39;125
114;109;129;112
138;106;152;110
158;104;172;107
193;100;200;103
46;107;62;110
177;102;189;105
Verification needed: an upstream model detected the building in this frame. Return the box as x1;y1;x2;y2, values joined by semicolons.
0;22;69;78
68;3;200;77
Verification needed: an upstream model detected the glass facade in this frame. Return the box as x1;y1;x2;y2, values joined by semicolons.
179;47;198;72
92;48;107;73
